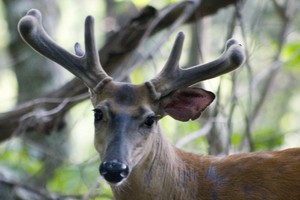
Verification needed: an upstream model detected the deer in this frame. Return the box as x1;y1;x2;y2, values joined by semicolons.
18;9;300;200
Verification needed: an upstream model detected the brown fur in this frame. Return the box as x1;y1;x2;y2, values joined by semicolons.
111;132;300;200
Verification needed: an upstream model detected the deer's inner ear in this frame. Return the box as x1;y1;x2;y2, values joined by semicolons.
161;87;215;122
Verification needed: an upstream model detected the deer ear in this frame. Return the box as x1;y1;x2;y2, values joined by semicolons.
161;88;215;122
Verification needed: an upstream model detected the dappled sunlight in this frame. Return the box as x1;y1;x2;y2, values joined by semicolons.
0;68;17;112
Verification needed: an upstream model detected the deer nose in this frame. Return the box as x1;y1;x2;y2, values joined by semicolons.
99;160;129;183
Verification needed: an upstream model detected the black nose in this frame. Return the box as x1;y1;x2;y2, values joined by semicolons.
99;160;129;183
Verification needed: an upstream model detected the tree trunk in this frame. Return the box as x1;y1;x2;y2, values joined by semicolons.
3;0;68;191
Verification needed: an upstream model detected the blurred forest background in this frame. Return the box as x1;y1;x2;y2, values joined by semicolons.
0;0;299;199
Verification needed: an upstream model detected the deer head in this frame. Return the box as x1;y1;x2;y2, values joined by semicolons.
18;9;245;185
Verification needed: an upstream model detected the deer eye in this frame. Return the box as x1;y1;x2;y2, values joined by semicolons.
93;108;103;122
143;115;157;127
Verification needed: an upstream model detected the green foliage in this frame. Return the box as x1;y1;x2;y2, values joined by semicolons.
184;135;209;154
282;41;300;72
0;142;44;178
231;130;284;152
252;129;284;151
231;132;243;149
47;161;113;198
177;120;201;137
48;160;96;193
48;166;85;194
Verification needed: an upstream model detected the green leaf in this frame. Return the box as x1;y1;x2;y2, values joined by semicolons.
0;145;43;176
47;166;85;194
253;129;284;151
282;41;300;72
231;132;243;148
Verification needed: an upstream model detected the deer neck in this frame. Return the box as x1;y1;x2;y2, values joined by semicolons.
111;126;209;200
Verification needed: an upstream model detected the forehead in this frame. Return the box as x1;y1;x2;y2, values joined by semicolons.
113;83;141;105
93;82;151;108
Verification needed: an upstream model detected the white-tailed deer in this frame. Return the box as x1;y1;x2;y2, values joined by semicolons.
18;9;300;200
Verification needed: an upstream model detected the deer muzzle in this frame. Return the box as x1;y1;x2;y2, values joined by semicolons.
99;159;130;184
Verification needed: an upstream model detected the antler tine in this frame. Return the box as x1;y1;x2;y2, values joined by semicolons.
145;32;185;100
161;32;185;74
18;9;111;90
83;16;111;84
146;32;245;100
